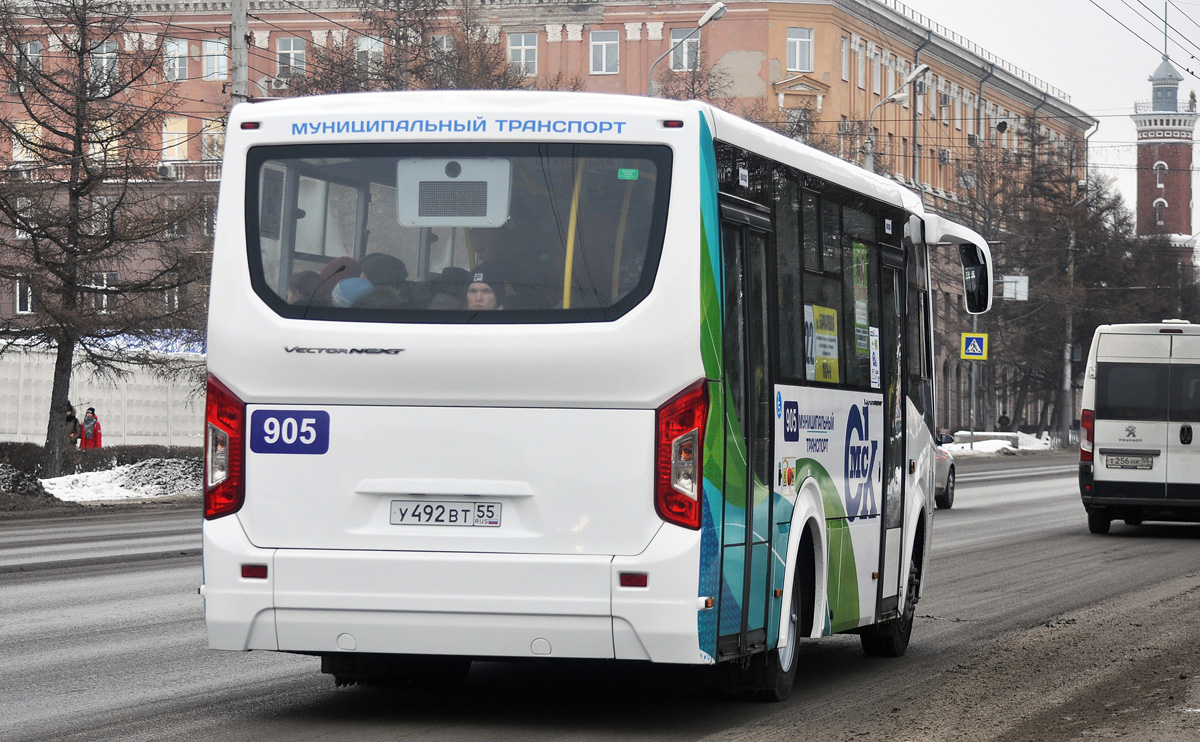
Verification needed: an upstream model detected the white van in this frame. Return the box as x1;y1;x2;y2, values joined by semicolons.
1079;320;1200;533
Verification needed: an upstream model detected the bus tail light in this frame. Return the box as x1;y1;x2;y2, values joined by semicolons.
655;381;708;530
205;374;246;519
1080;409;1094;463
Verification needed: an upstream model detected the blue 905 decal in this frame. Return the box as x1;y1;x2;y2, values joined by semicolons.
250;410;330;454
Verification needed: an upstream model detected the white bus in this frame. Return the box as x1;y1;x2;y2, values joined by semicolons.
201;91;992;700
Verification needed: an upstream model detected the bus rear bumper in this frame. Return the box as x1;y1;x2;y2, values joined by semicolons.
202;516;707;664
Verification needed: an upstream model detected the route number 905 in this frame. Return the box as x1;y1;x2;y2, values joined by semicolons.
249;410;330;454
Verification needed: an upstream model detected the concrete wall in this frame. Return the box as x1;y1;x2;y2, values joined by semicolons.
0;348;204;448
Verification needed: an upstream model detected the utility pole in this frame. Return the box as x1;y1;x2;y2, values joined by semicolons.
1062;225;1075;445
231;0;249;103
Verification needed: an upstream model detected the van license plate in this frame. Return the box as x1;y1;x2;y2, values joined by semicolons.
1106;456;1152;470
390;501;502;527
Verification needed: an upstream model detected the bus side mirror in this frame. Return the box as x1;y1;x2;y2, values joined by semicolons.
958;243;992;314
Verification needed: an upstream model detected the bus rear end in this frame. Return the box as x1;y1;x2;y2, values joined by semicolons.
200;92;713;677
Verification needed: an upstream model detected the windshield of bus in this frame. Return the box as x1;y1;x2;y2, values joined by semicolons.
245;142;672;323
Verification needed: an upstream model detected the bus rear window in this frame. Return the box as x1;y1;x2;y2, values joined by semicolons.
1095;363;1169;421
246;143;672;323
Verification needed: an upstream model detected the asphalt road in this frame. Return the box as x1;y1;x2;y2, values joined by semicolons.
4;450;1200;742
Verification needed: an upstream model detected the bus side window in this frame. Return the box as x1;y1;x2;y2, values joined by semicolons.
774;168;804;381
803;197;843;384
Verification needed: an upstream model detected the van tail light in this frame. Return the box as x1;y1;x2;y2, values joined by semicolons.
655;381;708;530
1080;409;1094;463
205;374;246;519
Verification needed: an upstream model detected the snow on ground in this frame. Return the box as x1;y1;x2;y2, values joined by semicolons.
943;431;1056;456
41;459;201;502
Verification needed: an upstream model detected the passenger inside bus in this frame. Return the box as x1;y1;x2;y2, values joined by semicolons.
286;270;320;305
466;262;506;310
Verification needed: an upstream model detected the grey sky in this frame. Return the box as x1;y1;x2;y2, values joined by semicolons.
896;0;1199;231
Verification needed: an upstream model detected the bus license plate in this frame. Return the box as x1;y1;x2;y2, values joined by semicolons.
390;501;502;527
1106;455;1152;470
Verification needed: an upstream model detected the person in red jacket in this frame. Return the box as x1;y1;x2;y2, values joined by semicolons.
80;407;102;449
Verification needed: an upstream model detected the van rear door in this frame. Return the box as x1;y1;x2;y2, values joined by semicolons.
1167;336;1200;500
1092;333;1169;498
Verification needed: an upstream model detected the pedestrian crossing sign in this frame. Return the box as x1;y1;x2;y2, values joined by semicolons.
961;333;988;360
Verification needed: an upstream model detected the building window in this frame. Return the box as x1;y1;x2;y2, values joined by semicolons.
508;32;537;77
201;118;225;161
90;40;118;97
1155;199;1167;226
856;43;865;89
669;28;700;71
787;28;813;72
201;196;218;237
277;37;306;79
89;271;117;314
89;119;118;162
841;36;849;81
86;195;110;238
12;120;39;162
164;286;181;312
162;117;188;162
202;39;229;81
14;277;34;315
10;40;41;93
872;52;881;95
590;30;619;75
1156;162;1168;187
13;197;31;240
356;36;383;75
164;38;187;81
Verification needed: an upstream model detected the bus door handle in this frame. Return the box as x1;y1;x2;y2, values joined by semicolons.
1182;425;1193;445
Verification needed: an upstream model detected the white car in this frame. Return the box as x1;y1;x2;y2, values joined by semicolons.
934;435;955;509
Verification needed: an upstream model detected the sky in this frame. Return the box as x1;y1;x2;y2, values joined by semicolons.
896;0;1200;233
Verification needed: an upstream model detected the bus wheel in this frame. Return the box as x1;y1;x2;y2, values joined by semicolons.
861;559;918;658
751;576;800;702
1087;512;1111;534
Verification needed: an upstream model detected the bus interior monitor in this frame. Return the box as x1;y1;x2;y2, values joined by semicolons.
396;158;511;228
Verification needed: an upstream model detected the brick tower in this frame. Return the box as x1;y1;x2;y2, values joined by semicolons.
1132;55;1198;237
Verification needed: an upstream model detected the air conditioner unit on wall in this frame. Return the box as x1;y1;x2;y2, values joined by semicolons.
157;163;178;180
939;93;952;108
938;148;952;165
271;77;290;90
967;133;980;147
838;120;854;134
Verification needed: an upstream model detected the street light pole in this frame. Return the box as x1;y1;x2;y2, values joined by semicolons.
646;2;727;97
864;63;928;172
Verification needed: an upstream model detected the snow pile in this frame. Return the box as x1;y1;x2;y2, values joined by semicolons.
42;458;202;502
944;431;1055;456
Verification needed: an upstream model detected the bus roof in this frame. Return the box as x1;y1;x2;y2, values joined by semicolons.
233;90;925;215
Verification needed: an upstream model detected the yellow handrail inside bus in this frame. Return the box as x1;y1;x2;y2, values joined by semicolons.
611;179;634;302
562;160;585;309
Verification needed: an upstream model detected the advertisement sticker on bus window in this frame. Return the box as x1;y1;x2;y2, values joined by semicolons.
617;168;639;180
807;304;840;383
249;410;330;454
853;242;870;356
869;327;881;388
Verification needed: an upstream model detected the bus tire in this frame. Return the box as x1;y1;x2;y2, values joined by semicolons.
860;558;918;658
752;577;800;702
749;533;813;702
1087;512;1111;534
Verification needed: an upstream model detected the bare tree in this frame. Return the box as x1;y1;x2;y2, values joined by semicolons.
652;45;730;104
0;0;208;476
422;0;527;91
290;0;526;95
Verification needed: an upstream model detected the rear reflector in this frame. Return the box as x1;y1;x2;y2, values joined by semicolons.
241;564;268;579
663;120;685;129
240;122;260;130
619;573;648;588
